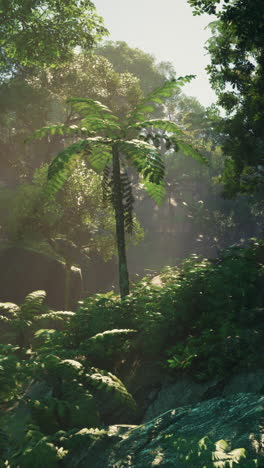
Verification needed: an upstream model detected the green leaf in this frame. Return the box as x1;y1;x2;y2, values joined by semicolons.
119;139;165;184
68;98;117;120
129;119;185;136
128;77;195;123
87;140;112;172
176;139;208;164
45;140;88;197
26;124;90;143
143;179;166;205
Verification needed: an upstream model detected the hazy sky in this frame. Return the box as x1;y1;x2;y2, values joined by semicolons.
94;0;217;108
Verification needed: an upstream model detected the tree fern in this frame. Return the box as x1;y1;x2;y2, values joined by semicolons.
29;78;206;297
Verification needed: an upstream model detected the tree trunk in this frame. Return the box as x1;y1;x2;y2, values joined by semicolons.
112;144;130;298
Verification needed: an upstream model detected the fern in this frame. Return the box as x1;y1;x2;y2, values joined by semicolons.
129;118;185;136
87;139;112;172
27;123;91;142
164;434;256;467
20;290;47;320
86;367;137;422
67;97;118;121
67;97;121;136
176;139;208;164
127;77;195;123
28;78;205;298
143;178;166;204
119;139;165;184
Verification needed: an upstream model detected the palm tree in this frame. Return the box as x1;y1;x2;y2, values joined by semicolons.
30;78;206;298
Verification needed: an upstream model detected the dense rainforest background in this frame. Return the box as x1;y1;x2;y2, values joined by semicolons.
0;0;264;466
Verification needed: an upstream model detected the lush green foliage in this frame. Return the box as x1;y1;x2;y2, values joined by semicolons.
0;0;107;70
1;240;263;465
189;0;264;196
164;434;256;467
29;78;204;297
73;240;264;379
0;292;137;465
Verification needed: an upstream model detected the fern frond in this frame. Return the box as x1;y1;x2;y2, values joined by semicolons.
88;140;112;172
80;116;121;135
143;179;166;205
175;139;208;164
119;139;165;184
46;140;88;197
128;77;195;123
46;138;113;198
67;97;118;121
88;329;137;343
67;98;121;136
21;290;46;320
27;123;91;142
86;367;137;419
129;119;184;137
0;302;19;317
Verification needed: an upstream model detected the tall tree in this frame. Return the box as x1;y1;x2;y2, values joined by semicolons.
0;0;107;71
188;0;264;196
30;78;205;298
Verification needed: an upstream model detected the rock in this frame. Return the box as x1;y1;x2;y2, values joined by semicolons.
143;369;264;423
142;376;219;422
0;246;82;309
123;360;167;420
223;369;264;396
63;393;264;467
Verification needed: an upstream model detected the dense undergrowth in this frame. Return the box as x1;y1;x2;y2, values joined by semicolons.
0;239;263;466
